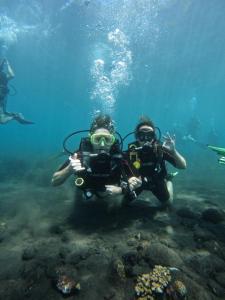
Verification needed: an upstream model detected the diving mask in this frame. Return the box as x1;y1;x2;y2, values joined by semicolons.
90;133;115;146
137;130;155;142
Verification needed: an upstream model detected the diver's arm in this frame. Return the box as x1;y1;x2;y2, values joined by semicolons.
105;185;123;196
169;149;187;169
51;164;73;186
162;132;187;169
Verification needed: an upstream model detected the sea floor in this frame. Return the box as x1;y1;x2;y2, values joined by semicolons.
0;158;225;300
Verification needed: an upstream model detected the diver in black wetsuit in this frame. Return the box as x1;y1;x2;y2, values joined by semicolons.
125;116;187;208
0;58;33;125
52;114;141;206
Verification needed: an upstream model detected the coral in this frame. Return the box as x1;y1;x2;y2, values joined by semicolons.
55;269;80;295
114;259;126;282
173;280;187;297
135;265;171;299
166;280;187;300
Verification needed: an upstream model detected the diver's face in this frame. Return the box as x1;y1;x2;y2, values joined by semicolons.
91;128;115;153
137;125;155;145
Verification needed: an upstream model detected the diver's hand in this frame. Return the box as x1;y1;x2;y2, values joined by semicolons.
105;185;122;196
162;132;176;152
69;153;85;173
128;177;142;191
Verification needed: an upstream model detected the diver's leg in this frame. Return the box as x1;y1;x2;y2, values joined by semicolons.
13;112;34;124
151;179;173;209
166;180;173;205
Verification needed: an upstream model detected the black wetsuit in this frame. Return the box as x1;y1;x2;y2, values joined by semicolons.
126;141;177;203
59;138;132;200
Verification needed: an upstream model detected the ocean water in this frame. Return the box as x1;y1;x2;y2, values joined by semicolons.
1;0;225;156
1;1;225;299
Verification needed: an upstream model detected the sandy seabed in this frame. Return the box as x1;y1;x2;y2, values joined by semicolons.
0;157;225;300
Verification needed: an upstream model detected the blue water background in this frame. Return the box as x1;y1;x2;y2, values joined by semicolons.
1;0;225;175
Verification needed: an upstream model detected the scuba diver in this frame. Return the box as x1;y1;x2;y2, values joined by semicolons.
52;114;141;206
0;58;33;125
125;116;187;209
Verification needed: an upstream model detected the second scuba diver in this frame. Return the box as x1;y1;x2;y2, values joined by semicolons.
0;58;34;125
52;114;141;207
125;116;187;209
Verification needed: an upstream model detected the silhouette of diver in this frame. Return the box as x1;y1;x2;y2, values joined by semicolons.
0;58;33;125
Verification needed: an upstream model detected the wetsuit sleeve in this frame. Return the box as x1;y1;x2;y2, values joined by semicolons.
57;159;70;171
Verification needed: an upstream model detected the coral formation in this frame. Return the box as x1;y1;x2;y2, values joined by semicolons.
166;280;187;299
173;280;187;297
135;265;171;299
55;270;80;295
113;259;126;282
135;265;187;300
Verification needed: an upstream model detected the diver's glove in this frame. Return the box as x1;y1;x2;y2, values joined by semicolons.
128;176;142;191
69;153;85;173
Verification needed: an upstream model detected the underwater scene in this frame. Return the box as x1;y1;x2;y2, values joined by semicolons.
1;0;225;299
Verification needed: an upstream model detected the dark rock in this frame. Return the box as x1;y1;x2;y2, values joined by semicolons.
122;251;138;266
186;253;225;276
184;276;214;300
179;218;197;229
68;252;82;265
202;240;222;256
193;226;214;242
202;223;225;243
176;207;200;219
145;242;183;268
131;264;149;277
59;246;71;260
68;247;92;266
202;208;225;224
22;246;36;261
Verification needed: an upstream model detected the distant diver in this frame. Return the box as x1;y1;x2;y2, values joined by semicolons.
0;58;34;125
